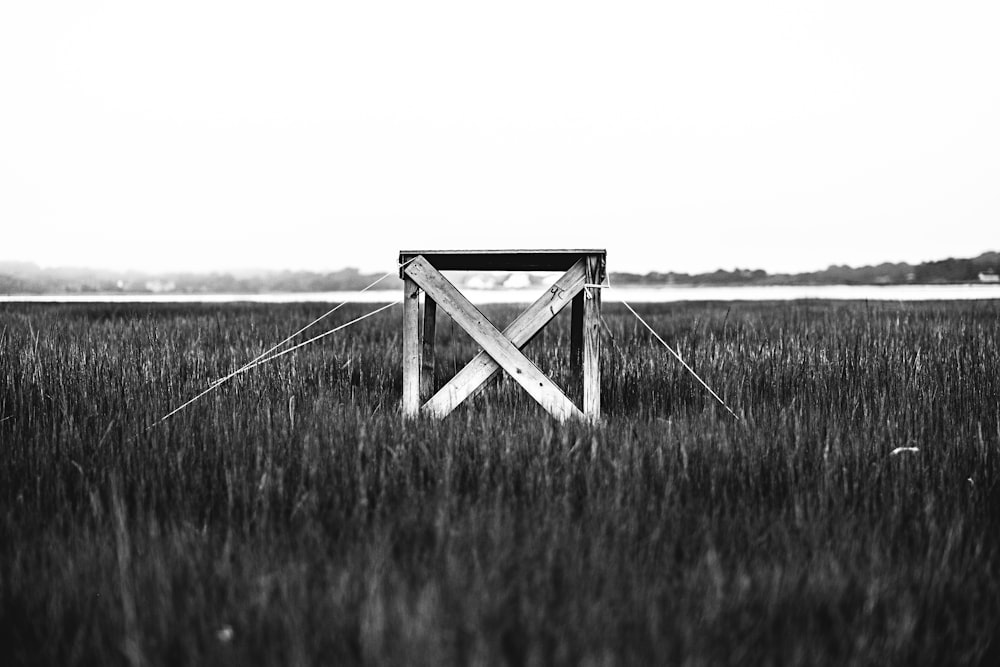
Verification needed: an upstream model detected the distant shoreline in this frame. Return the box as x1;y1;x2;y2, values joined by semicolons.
3;278;1000;299
3;250;997;295
4;283;1000;304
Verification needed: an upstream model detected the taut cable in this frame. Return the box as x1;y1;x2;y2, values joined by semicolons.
149;300;401;428
210;261;410;386
618;299;740;421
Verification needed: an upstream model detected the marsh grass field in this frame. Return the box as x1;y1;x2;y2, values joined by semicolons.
1;299;999;666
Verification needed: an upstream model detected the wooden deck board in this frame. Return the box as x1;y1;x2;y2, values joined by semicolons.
399;249;605;273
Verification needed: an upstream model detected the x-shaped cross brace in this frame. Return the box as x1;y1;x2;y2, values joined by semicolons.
401;254;603;421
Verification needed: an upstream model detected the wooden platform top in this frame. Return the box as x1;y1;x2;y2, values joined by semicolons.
399;249;606;273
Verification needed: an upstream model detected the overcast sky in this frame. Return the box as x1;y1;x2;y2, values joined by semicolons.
2;1;997;275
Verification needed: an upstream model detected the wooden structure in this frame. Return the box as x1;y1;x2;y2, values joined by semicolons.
399;249;607;421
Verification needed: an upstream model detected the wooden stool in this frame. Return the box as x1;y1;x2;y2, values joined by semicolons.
399;249;606;421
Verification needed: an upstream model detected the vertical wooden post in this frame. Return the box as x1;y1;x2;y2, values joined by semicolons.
402;276;422;417
582;255;603;420
570;292;584;385
421;297;437;401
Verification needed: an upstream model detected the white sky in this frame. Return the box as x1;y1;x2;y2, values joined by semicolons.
1;1;997;274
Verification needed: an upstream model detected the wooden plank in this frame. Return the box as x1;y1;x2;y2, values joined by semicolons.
422;259;588;418
399;249;606;273
401;248;604;255
570;291;584;385
404;256;584;421
401;276;422;417
583;255;603;420
420;296;437;401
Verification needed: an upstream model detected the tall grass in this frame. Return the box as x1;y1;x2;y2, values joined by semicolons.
1;300;999;666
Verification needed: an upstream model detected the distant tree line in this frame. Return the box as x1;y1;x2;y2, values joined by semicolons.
1;252;997;294
0;263;404;295
611;251;999;286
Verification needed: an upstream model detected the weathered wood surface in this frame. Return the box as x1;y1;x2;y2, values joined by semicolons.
401;276;422;417
570;291;584;395
421;258;588;418
404;256;583;421
420;296;437;401
583;255;604;420
399;249;605;274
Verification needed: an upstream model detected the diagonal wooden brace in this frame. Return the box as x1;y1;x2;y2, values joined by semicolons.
421;258;588;418
404;256;584;421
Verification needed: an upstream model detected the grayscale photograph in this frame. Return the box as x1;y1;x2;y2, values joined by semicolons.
1;2;998;665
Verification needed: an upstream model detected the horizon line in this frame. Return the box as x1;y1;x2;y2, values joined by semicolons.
2;248;997;278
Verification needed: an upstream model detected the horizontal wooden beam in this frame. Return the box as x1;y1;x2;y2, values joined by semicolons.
399;249;605;274
422;258;588;418
404;256;583;421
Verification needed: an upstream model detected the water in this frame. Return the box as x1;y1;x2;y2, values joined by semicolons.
3;284;1000;304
